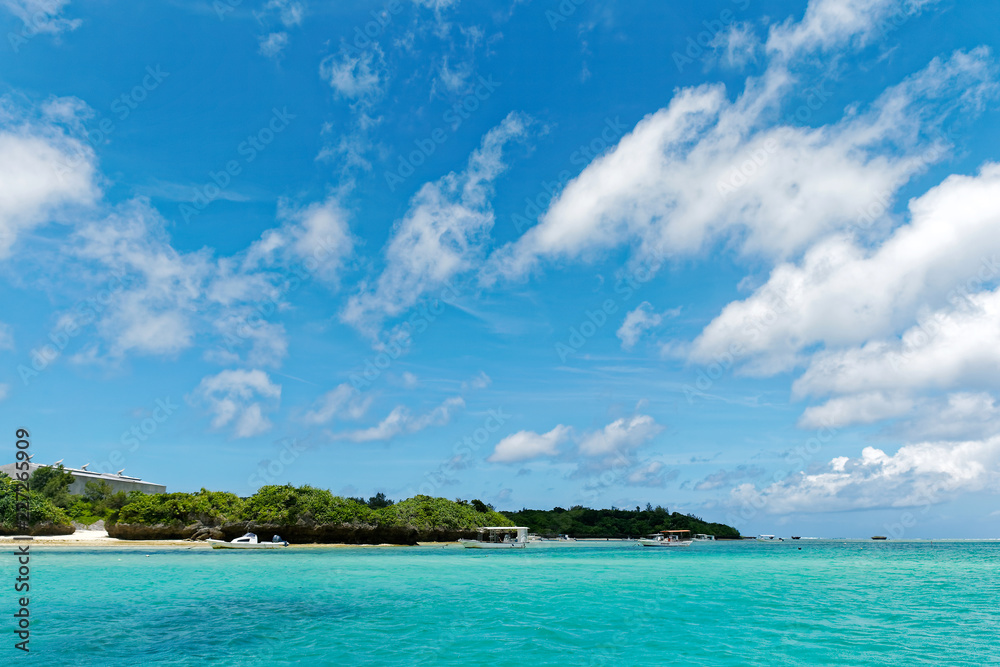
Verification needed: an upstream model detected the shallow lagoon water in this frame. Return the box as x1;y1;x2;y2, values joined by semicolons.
16;540;1000;665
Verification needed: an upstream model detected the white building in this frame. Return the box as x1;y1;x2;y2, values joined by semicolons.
0;462;166;495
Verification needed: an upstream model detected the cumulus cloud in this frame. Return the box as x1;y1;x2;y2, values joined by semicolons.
732;436;1000;513
320;47;387;100
617;302;674;350
765;0;938;61
247;196;355;285
329;396;465;442
793;286;1000;402
798;392;915;429
695;465;765;491
0;96;99;258
342;112;531;337
1;0;81;35
258;32;289;58
693;159;1000;375
192;369;282;438
578;414;663;456
490;46;994;282
304;383;372;425
488;425;570;463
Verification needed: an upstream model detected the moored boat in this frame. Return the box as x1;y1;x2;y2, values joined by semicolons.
207;532;290;549
692;533;716;541
459;526;528;549
871;535;888;540
638;529;693;547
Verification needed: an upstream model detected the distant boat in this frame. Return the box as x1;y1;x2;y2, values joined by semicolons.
207;532;289;549
791;536;801;540
871;536;888;540
526;533;544;543
459;527;528;549
692;533;716;541
638;530;693;548
555;534;576;542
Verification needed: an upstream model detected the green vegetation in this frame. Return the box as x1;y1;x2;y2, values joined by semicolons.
380;496;510;531
0;473;73;533
501;504;741;539
112;487;509;531
3;467;739;541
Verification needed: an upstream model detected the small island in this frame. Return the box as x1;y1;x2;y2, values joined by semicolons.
1;466;740;544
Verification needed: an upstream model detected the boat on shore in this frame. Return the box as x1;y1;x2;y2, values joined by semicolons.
207;532;289;549
638;530;693;548
459;526;528;549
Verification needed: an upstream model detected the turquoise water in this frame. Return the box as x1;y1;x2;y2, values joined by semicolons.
11;540;1000;665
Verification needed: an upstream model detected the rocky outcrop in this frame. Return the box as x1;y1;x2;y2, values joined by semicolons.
108;519;482;544
0;522;75;536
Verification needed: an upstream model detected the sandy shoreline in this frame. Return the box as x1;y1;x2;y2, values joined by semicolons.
0;531;460;549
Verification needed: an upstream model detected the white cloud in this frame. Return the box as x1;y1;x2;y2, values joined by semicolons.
0;383;8;402
793;286;1000;401
329;396;465;442
0;96;98;258
710;22;760;70
342;112;530;336
765;0;938;61
1;0;80;35
258;32;289;58
733;435;1000;513
304;383;372;425
320;47;387;100
267;0;304;27
617;302;671;350
488;425;570;463
70;200;213;357
192;369;282;438
248;196;355;285
488;33;992;283
798;392;914;429
578;414;663;456
694;158;1000;375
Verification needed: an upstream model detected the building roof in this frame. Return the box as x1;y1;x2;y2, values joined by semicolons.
10;462;163;487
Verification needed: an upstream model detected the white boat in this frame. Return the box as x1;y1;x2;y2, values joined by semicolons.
207;532;290;549
555;534;576;542
756;534;783;542
693;533;716;541
526;533;545;543
638;529;693;548
459;526;528;549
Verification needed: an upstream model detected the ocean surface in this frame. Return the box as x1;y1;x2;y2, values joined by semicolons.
12;540;1000;665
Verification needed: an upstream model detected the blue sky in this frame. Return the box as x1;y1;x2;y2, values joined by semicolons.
2;0;1000;538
